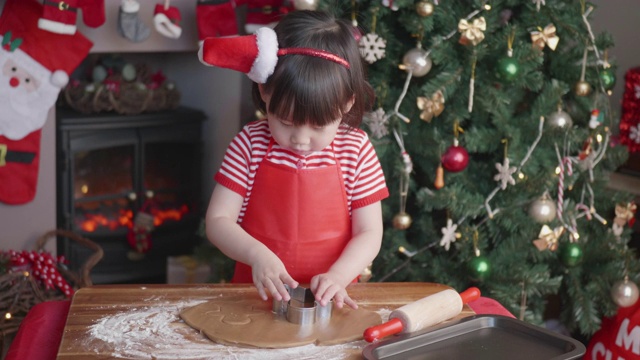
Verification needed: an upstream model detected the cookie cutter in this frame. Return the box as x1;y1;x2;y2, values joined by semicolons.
272;285;333;325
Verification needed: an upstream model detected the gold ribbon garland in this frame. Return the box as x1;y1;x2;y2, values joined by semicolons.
458;17;486;46
416;90;445;122
530;24;559;51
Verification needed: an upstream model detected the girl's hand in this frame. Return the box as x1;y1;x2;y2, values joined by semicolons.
310;273;358;310
250;251;298;302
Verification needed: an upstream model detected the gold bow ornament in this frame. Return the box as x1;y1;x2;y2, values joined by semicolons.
530;24;559;51
458;17;486;46
416;90;445;122
532;225;564;251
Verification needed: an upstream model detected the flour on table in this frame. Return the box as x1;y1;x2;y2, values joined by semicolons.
88;299;381;359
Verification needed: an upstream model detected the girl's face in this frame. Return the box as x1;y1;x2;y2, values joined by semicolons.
260;86;351;156
267;114;341;156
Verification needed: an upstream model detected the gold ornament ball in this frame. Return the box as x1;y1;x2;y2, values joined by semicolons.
392;212;413;230
574;81;592;97
416;1;435;17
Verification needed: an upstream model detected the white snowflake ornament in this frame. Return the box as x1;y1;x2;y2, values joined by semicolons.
440;218;460;251
363;108;390;139
635;85;640;99
359;33;386;64
494;158;517;190
630;123;640;144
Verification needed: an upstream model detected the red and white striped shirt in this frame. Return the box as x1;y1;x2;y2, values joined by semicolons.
215;120;389;222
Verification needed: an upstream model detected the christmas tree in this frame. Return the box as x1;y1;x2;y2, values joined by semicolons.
314;0;640;337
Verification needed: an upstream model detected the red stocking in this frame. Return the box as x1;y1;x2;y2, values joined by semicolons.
38;0;105;35
0;131;41;205
242;0;293;33
153;2;182;39
127;204;155;254
196;0;238;42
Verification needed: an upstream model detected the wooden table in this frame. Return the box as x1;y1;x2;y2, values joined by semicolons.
57;282;476;359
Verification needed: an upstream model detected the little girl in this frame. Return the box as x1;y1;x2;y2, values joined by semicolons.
200;10;388;309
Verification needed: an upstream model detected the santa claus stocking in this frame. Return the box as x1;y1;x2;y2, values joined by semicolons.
0;132;41;205
153;1;182;39
118;0;150;43
38;0;106;35
196;0;238;43
1;0;92;205
243;0;293;34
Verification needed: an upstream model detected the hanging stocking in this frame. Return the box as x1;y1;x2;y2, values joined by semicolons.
196;0;238;44
38;0;105;35
153;0;182;39
243;0;293;34
118;0;150;43
127;200;155;254
1;0;92;205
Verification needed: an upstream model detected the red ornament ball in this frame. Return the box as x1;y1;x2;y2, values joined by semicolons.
441;145;469;172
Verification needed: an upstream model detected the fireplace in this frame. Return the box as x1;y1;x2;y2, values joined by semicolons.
56;107;206;284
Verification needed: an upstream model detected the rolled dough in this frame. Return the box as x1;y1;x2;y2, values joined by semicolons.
180;295;382;348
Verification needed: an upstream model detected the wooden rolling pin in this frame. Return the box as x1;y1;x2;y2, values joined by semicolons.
363;287;481;342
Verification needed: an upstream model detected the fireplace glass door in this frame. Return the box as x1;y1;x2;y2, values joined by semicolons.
74;143;136;234
57;107;205;284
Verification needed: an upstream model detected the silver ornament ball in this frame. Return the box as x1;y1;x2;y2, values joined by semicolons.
528;196;557;223
547;110;573;129
612;279;640;308
402;48;432;77
293;0;318;10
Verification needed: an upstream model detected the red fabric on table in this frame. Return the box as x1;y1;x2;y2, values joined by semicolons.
468;296;515;318
5;300;71;360
6;296;512;359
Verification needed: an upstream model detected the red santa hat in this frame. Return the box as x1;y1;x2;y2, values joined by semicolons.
198;27;349;84
0;0;93;88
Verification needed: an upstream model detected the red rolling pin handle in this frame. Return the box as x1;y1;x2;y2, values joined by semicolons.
363;287;481;343
363;318;404;343
460;287;481;304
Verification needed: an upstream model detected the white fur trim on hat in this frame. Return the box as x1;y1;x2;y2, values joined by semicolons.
247;27;278;84
154;13;182;39
37;18;77;35
51;70;69;88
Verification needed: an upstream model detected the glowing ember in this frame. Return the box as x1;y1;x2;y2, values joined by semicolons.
76;205;189;233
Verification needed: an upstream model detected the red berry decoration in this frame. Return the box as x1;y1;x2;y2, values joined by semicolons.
441;143;469;172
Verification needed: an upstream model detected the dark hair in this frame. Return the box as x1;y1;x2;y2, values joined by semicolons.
252;10;374;129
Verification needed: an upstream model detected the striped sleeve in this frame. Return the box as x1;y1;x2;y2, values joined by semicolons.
344;129;389;209
214;123;260;197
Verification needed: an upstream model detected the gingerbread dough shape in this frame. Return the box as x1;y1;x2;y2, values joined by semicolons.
180;295;382;348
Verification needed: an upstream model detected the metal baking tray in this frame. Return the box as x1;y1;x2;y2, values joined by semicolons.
362;315;585;360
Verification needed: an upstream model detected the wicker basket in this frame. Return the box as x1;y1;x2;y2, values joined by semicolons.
63;80;181;115
0;230;103;348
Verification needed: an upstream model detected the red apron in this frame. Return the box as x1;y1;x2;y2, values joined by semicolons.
231;140;352;284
